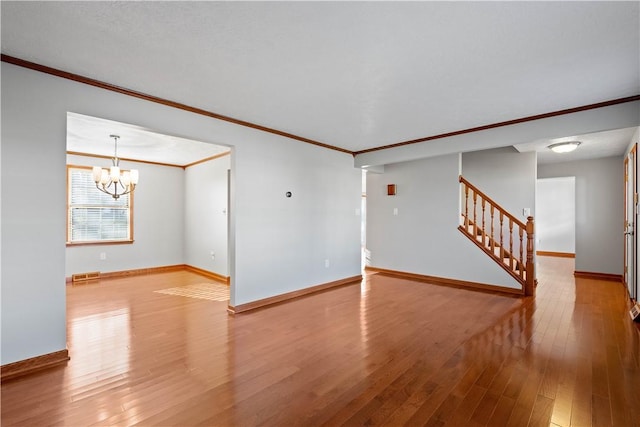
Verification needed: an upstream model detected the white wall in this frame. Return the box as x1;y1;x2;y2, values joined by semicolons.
536;177;576;254
462;147;537;222
366;153;521;289
184;155;230;276
66;154;185;277
538;157;623;275
1;62;361;365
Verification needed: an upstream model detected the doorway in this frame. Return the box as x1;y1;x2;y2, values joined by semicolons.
536;177;576;257
65;112;232;299
361;169;368;270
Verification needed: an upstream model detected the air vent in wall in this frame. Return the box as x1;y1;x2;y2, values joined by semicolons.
72;272;100;283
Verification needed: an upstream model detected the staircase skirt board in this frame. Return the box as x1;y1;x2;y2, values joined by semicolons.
365;266;523;296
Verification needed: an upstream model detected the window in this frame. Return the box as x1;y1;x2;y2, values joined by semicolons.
67;165;133;244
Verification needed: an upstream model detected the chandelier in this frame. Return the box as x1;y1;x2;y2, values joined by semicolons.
92;134;139;200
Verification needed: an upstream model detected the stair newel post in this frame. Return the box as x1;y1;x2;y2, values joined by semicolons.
525;216;536;296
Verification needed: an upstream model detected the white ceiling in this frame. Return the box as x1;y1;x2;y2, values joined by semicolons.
2;2;639;160
514;127;639;165
66;113;229;167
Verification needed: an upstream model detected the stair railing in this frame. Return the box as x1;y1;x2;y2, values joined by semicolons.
459;176;536;296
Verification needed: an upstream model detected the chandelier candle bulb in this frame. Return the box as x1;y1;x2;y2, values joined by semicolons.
92;134;139;200
110;166;120;182
92;166;102;182
121;171;131;186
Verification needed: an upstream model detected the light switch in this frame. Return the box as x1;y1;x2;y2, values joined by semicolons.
393;208;398;216
523;208;530;217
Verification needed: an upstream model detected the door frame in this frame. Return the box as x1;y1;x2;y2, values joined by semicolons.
624;144;637;300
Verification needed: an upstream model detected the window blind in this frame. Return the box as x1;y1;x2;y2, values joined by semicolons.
68;167;131;242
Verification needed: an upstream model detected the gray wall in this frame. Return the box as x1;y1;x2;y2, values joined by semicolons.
1;62;361;365
2;68;67;364
232;139;362;304
184;154;230;276
66;154;185;277
67;153;231;279
366;153;520;289
538;157;623;275
462;147;537;222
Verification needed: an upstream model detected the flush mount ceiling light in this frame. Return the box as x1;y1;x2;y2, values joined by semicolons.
548;141;581;153
92;134;139;199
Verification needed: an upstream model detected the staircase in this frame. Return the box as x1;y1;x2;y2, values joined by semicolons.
458;176;536;296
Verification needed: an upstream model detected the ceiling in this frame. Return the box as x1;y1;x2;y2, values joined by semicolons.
66;113;229;167
514;127;638;165
2;2;639;162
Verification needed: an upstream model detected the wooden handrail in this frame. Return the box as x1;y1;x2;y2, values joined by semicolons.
459;176;525;229
458;175;535;296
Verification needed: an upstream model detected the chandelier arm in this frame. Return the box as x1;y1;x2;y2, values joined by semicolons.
93;135;137;200
116;183;135;197
95;183;109;194
122;184;136;196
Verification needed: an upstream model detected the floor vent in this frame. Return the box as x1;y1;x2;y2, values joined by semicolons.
72;272;101;283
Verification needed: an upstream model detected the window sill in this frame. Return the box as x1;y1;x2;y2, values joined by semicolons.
66;240;134;247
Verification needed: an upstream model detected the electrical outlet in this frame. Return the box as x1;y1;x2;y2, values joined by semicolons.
100;252;106;260
210;251;215;260
325;259;330;268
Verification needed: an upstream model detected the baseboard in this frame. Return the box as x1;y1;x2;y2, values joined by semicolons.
574;271;623;282
228;275;363;314
184;265;230;284
1;349;69;382
67;264;229;284
537;251;575;258
365;266;524;296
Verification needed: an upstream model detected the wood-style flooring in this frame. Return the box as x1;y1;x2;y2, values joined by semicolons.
1;257;639;426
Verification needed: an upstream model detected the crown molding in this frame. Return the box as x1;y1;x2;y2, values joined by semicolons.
4;54;638;159
1;54;352;155
354;95;640;155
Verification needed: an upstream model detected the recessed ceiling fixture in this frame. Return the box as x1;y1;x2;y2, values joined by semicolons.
92;134;139;199
548;141;581;153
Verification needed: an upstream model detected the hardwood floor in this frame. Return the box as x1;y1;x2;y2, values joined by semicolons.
2;258;639;426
